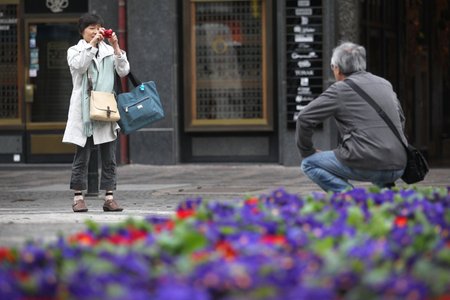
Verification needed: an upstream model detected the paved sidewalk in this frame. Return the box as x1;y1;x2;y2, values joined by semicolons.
0;163;449;246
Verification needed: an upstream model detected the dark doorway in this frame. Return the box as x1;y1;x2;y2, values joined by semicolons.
27;22;79;122
360;0;450;166
24;20;79;163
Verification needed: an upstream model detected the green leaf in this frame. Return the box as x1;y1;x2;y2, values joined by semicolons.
347;206;364;227
176;255;196;274
413;259;450;294
84;219;100;235
157;222;207;255
314;210;338;226
195;203;211;221
301;201;325;215
179;230;208;254
81;255;116;274
350;259;365;274
436;248;450;264
363;268;391;286
247;286;277;299
368;185;381;193
393;194;405;204
220;226;237;235
311;237;334;256
364;211;392;238
106;283;124;297
445;209;450;224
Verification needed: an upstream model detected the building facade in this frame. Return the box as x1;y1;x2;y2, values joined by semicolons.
0;0;448;166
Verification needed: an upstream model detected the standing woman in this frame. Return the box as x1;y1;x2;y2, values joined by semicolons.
63;13;130;212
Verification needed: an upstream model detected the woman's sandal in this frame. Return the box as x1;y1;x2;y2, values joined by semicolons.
103;199;123;212
72;199;88;212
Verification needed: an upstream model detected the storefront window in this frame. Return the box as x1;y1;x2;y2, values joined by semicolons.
184;0;273;131
0;4;19;121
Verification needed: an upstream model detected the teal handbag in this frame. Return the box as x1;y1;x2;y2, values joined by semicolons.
117;72;164;135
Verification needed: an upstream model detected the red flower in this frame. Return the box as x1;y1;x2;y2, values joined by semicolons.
394;216;408;228
261;234;287;246
245;197;259;205
14;270;30;282
107;234;131;245
177;208;196;219
128;227;148;242
68;232;97;246
215;241;237;260
244;197;261;214
251;207;261;214
154;220;175;233
191;250;210;263
0;247;15;263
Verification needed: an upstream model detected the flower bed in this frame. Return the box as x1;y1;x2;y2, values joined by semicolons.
1;187;449;300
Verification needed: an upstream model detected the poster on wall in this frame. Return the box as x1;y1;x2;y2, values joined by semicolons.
29;25;38;77
286;0;323;128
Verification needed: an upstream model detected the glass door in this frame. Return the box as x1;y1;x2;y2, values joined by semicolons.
25;19;79;124
24;19;79;162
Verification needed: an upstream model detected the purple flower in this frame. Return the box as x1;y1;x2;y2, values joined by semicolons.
373;190;395;205
1;187;449;299
208;202;236;220
0;269;21;300
154;281;210;300
286;285;335;300
375;275;429;299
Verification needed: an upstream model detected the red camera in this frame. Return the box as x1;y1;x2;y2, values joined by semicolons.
102;29;113;38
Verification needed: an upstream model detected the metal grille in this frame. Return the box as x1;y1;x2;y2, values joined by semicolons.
360;0;399;82
194;1;263;120
0;5;19;119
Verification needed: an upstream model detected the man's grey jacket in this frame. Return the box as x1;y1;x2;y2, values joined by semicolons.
296;71;407;170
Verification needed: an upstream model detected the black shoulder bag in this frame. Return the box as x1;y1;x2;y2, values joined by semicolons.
345;79;429;184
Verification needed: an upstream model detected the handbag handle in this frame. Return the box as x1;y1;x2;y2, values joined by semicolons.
126;72;141;87
115;71;143;93
344;78;408;151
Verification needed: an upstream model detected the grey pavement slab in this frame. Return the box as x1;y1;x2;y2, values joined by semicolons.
0;163;449;247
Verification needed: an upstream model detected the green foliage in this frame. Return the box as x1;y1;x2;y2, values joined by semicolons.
157;220;207;256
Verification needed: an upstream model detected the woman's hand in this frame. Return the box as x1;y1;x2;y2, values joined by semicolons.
89;30;104;48
108;31;122;56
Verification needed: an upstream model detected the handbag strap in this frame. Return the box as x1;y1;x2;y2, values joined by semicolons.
344;78;408;151
115;71;142;93
115;54;144;89
87;75;93;94
127;72;141;87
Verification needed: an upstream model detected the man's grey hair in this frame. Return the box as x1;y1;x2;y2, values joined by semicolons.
331;42;367;75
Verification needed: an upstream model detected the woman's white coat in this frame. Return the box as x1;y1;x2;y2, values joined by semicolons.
63;39;130;147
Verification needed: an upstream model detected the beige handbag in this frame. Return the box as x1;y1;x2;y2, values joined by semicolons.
88;72;120;122
90;91;120;122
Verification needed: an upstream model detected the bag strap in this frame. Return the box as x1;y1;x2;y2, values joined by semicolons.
115;71;142;93
127;72;141;87
87;71;94;94
344;78;408;151
114;54;143;89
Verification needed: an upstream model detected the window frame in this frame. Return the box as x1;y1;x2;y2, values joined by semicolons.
0;1;23;126
182;0;273;132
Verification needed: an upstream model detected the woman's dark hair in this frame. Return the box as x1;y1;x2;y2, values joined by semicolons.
78;13;104;35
